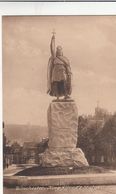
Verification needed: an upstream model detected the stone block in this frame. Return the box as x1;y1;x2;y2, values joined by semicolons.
41;100;89;167
42;148;89;167
48;101;78;148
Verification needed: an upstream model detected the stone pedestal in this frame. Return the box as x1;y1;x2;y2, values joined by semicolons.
41;101;88;167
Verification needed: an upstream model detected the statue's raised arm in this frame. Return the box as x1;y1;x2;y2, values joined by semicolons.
50;33;56;58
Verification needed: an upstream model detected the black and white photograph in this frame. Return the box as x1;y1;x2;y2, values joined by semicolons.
2;15;116;194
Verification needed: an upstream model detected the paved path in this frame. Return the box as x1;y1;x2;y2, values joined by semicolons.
4;166;25;176
4;186;116;194
4;164;38;176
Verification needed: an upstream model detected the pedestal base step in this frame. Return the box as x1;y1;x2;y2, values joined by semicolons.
41;148;89;167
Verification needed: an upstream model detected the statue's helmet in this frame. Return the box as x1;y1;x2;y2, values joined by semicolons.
56;45;63;56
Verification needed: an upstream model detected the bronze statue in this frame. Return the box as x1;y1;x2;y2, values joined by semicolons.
47;33;72;100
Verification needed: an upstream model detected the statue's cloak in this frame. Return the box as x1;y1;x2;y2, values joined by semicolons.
47;55;72;96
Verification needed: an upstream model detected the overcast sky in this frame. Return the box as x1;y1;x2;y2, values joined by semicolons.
3;16;116;125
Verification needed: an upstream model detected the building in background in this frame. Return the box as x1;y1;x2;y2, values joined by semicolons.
78;106;116;166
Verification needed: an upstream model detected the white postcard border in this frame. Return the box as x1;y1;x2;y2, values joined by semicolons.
1;2;116;193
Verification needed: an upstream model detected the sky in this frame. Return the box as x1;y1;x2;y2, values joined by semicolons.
3;16;116;126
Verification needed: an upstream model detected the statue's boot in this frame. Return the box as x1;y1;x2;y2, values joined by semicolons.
64;95;70;100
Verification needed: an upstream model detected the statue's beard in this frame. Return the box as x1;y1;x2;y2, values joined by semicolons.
56;51;63;57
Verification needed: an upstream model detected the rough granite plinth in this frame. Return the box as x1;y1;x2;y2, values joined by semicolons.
42;148;89;167
41;101;89;167
48;101;78;148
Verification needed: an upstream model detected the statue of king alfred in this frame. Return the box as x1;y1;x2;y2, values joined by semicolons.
47;33;72;100
42;33;89;167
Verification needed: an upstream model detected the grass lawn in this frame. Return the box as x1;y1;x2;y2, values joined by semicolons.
15;166;111;176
